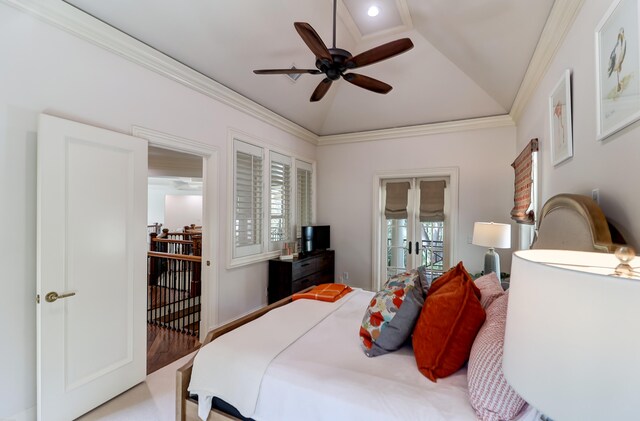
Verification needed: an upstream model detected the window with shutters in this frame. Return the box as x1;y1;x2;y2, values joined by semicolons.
269;152;292;251
234;141;264;258
296;160;313;238
229;137;315;267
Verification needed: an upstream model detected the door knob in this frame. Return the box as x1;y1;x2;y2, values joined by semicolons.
45;291;76;303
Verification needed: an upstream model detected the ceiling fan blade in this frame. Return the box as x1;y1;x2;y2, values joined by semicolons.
310;78;333;102
343;73;392;94
294;22;333;63
254;69;321;75
345;38;414;69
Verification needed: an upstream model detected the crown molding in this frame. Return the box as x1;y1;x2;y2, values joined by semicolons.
2;0;318;145
317;115;515;145
509;0;585;122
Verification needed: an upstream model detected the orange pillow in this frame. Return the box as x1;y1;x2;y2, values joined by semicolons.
412;262;486;382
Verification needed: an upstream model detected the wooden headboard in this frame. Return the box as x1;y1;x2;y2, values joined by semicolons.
531;194;625;252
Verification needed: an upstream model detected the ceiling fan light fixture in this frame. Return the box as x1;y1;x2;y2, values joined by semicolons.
367;5;380;17
253;3;413;102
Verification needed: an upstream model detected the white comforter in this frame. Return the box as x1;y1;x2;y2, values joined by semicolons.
188;290;359;419
253;289;479;420
191;289;541;421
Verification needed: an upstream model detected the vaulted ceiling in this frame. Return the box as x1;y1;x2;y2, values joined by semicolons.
65;0;555;136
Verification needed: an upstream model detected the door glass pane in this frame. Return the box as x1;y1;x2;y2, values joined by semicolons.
386;218;408;278
420;221;445;283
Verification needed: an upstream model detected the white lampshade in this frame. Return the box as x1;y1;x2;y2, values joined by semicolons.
503;249;640;420
472;222;511;249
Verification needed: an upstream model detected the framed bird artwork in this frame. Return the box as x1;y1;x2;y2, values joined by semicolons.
549;69;573;166
596;0;640;141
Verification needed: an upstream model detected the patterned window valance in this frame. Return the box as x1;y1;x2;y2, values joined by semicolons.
511;138;539;224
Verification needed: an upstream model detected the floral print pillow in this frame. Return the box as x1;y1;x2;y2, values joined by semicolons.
359;270;424;357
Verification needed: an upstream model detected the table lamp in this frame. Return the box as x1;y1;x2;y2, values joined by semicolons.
503;248;640;421
472;222;511;281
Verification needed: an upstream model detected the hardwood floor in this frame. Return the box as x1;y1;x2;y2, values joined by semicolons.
147;324;200;374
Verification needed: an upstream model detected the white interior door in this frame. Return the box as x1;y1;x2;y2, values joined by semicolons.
37;114;147;421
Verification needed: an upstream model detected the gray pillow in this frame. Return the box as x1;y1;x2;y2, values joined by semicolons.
416;265;436;297
359;271;425;357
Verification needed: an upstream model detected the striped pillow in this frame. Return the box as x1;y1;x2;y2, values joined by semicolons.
467;293;526;421
474;272;505;309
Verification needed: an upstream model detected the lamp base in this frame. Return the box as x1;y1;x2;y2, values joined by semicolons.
484;248;501;282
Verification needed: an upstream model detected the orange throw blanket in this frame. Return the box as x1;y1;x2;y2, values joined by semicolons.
292;283;353;302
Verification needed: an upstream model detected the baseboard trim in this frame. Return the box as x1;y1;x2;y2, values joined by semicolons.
3;406;36;421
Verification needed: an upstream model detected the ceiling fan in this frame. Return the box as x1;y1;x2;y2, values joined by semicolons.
253;0;414;102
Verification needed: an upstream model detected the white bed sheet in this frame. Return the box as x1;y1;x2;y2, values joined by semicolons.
251;289;541;421
189;291;358;419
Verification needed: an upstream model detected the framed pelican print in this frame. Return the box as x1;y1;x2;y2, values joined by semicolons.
596;0;640;140
549;69;573;165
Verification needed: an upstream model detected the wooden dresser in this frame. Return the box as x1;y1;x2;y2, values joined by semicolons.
268;250;335;304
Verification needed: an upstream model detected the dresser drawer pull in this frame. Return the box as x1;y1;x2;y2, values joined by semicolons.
300;263;310;267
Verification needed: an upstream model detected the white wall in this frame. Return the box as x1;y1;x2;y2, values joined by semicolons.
147;185;202;229
316;125;517;290
0;5;315;418
164;195;202;231
148;186;168;226
515;0;640;250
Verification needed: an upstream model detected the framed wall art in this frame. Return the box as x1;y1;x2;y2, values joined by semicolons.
549;69;573;165
595;0;640;140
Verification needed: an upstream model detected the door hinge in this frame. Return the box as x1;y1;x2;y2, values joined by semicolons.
36;294;40;304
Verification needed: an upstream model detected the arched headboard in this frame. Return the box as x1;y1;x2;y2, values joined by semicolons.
531;194;624;252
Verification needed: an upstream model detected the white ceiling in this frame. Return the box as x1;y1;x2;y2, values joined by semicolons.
64;0;555;136
148;146;203;178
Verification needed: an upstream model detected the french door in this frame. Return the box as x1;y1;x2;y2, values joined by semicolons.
383;177;450;284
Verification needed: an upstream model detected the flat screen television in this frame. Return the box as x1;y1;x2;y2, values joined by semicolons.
301;225;330;254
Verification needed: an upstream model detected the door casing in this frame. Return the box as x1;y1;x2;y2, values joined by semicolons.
132;126;219;340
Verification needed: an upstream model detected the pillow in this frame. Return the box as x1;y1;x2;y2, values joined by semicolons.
416;265;436;297
412;262;486;382
468;293;526;421
359;270;424;357
474;272;505;309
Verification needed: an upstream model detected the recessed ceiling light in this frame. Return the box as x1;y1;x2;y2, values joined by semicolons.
367;5;379;17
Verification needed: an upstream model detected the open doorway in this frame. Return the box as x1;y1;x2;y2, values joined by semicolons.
146;146;203;374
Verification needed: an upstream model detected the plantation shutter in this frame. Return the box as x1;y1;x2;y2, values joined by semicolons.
270;152;292;250
234;140;263;257
511;138;539;224
385;182;410;219
296;160;313;238
419;180;446;222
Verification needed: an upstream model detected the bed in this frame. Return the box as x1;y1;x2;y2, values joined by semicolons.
531;193;625;252
176;193;625;421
